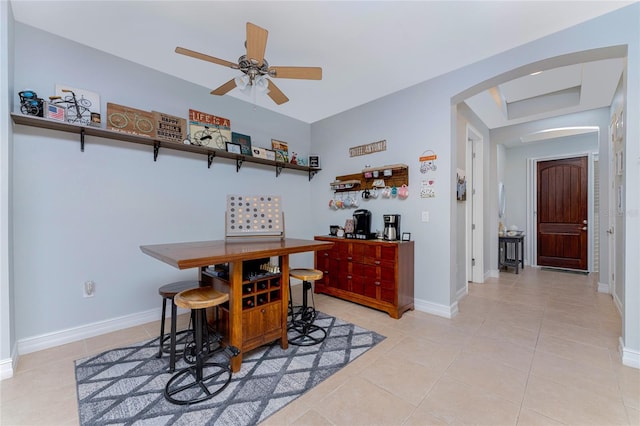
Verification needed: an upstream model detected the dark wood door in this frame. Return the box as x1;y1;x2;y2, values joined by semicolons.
537;156;588;270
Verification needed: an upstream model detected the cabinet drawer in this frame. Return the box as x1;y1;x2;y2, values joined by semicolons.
364;244;397;268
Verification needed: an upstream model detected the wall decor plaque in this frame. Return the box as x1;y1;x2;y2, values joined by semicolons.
106;103;155;137
152;111;186;144
188;109;231;149
349;140;386;157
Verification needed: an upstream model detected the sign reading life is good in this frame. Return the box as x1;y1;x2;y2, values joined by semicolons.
349;140;387;157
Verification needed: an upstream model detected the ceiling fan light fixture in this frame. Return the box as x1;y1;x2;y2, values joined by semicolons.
235;74;250;90
255;75;269;93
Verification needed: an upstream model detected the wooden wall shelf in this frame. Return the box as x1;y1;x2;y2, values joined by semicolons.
11;113;321;180
333;164;408;193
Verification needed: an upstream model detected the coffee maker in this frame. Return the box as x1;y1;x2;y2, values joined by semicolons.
383;214;401;241
352;209;372;239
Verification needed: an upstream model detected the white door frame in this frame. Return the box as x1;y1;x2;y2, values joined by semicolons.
466;124;484;283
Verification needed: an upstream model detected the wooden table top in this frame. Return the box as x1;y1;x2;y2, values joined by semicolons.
140;238;334;269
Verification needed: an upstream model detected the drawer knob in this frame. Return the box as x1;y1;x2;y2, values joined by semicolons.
374;260;381;265
375;281;380;286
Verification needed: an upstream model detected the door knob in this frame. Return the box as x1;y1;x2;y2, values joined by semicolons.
583;219;588;224
582;226;588;231
607;227;614;234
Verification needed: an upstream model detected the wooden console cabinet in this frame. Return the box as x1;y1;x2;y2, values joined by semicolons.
314;236;414;318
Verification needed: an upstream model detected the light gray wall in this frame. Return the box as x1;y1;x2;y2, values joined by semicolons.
311;79;457;313
1;0;15;370
11;23;315;341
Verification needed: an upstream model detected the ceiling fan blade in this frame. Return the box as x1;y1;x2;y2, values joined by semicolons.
211;79;237;96
175;47;237;69
266;79;289;105
269;66;322;80
246;22;268;67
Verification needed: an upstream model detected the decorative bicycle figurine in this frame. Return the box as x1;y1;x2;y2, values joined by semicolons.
108;109;154;135
189;126;228;148
48;89;91;124
19;90;44;117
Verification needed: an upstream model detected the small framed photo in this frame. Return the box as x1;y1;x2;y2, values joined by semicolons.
309;154;320;168
44;102;66;121
226;142;242;154
232;132;253;156
265;149;276;161
401;232;411;241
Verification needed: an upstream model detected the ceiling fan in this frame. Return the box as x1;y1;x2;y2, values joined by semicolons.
175;22;322;105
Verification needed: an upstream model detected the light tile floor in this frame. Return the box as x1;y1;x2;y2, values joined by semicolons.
2;268;639;425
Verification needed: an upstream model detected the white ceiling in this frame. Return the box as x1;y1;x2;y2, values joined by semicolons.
10;0;633;125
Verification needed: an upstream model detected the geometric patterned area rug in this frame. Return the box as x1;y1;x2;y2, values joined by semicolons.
75;312;385;425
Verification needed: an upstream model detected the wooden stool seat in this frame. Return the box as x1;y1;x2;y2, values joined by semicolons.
290;268;323;282
174;287;229;310
159;280;200;298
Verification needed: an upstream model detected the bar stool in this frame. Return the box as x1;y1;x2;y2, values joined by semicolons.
164;286;239;405
288;268;327;346
156;280;199;372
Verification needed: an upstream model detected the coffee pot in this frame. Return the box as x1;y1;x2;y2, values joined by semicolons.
383;214;401;241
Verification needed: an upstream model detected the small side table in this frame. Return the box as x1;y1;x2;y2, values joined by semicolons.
498;235;525;274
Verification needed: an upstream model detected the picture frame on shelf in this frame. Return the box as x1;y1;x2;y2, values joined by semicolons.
271;139;289;163
44;102;66;121
232;132;253;156
188;109;231;150
54;84;100;127
252;147;269;159
401;232;411;241
226;142;242;154
309;154;320;168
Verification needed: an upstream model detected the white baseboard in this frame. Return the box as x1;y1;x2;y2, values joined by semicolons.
16;305;188;356
487;269;499;279
619;337;640;369
0;344;17;380
456;286;468;302
613;292;624;317
597;281;610;293
414;297;458;319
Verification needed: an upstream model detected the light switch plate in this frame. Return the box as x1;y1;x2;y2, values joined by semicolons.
421;211;430;222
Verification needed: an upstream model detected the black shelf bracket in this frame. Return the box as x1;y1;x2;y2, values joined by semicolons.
207;152;216;168
276;164;283;177
236;157;244;172
309;169;318;181
153;142;160;161
80;128;85;152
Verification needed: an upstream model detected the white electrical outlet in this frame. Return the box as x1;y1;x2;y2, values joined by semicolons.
83;280;95;298
421;211;430;222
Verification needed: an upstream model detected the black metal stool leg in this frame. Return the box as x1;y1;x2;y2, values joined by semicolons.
288;280;326;346
157;298;168;359
164;308;239;405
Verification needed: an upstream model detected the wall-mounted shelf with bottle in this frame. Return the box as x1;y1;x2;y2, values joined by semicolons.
11;113;321;180
332;164;408;193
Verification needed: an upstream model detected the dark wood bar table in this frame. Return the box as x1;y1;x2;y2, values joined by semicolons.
140;238;333;371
